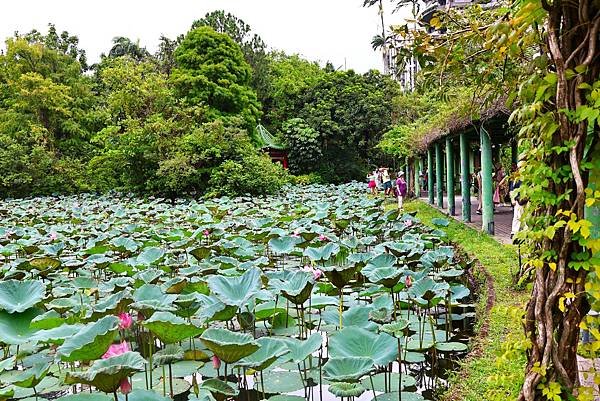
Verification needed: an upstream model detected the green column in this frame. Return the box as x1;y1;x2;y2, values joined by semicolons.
460;132;471;222
480;126;494;234
435;142;444;208
511;139;519;165
427;148;434;204
445;137;455;215
414;158;420;197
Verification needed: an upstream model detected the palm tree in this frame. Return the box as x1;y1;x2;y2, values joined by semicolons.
108;37;150;61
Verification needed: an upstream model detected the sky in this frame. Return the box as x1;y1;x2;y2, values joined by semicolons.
0;0;409;73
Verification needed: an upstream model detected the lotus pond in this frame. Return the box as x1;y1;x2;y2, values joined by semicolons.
0;183;476;401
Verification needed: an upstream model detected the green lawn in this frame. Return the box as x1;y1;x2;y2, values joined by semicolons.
401;200;528;401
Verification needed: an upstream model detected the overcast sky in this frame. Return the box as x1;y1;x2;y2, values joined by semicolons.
0;0;409;73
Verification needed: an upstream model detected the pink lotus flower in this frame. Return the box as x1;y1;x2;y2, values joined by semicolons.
405;220;413;227
118;313;133;330
212;355;221;370
102;341;130;359
405;276;413;288
120;378;132;394
203;230;210;237
312;269;323;280
318;234;328;241
49;232;58;240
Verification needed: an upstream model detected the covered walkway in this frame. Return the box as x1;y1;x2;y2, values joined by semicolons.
419;194;514;244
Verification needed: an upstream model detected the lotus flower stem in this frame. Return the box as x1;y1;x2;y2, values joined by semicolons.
113;391;118;401
297;362;307;397
260;370;266;400
162;365;167;396
168;362;174;399
338;287;343;329
369;374;378;401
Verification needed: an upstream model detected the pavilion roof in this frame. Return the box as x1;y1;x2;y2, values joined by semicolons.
257;124;287;150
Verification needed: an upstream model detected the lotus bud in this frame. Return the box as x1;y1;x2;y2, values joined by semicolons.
49;232;58;240
405;220;413;227
405;276;413;288
118;312;133;330
203;229;210;237
137;311;145;322
318;234;328;241
313;269;323;280
212;355;221;370
120;378;132;394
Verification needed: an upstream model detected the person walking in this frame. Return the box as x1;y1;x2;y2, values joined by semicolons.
396;171;407;210
510;171;524;240
381;168;392;197
367;170;378;195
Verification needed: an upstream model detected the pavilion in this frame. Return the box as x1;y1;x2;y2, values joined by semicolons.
257;124;289;169
404;98;517;236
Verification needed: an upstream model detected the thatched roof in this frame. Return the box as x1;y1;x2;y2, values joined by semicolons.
416;96;511;153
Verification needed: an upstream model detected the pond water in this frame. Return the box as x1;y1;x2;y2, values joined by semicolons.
0;183;477;401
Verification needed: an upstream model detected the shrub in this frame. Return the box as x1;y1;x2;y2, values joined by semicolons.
208;153;289;197
290;173;323;186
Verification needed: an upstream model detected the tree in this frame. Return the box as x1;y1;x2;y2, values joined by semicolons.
192;10;269;96
171;26;261;131
0;34;96;196
107;36;150;61
282;118;322;174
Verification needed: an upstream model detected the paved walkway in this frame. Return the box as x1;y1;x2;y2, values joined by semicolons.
419;194;514;244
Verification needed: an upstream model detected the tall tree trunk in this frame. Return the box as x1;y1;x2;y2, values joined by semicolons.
519;0;600;399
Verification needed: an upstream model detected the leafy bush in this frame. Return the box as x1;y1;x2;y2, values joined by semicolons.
290;173;324;186
208;153;289;197
282;118;322;174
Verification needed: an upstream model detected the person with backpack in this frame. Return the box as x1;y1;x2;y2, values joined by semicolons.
396;171;407;210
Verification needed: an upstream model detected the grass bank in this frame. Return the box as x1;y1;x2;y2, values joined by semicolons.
402;200;528;401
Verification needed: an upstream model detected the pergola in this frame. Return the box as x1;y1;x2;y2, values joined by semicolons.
405;103;515;235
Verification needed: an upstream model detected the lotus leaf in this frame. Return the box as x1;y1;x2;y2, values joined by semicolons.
153;344;184;365
269;236;300;254
0;280;45;313
323;357;374;382
199;328;259;363
304;242;340;262
237;337;288;370
361;372;416;391
207;267;262;308
0;309;41;345
199;378;239;397
65;351;146;393
136;247;165;265
57;316;119;362
328;382;366;397
143;312;203;344
253;371;305;393
329;326;398;366
435;342;468;352
372;392;425;401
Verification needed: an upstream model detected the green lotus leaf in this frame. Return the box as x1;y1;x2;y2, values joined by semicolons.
134;269;163;285
153;344;184;365
328;382;366;397
361;372;416;391
323;357;374;382
237;337;289;371
199;378;239;397
194;294;236;322
253;371;305;393
28;257;61;273
280;332;322;363
277;270;314;305
29;310;64;329
32;324;83;345
267;396;305;401
304;242;340;262
434;341;468;352
10;362;50;388
57;316;119;362
207;268;262;308
361;265;404;288
65;351;146;393
254;301;286;320
268;236;300;254
329;326;398;366
431;217;450;227
0;357;15;372
380;319;410;336
136;247;165;265
0;308;41;345
0;387;13;401
408;277;449;305
321;263;360;289
131;284;177;314
143;312;203;344
0;280;45;313
199;328;259;363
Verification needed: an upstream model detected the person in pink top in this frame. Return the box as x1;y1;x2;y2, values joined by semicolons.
396;171;407;210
